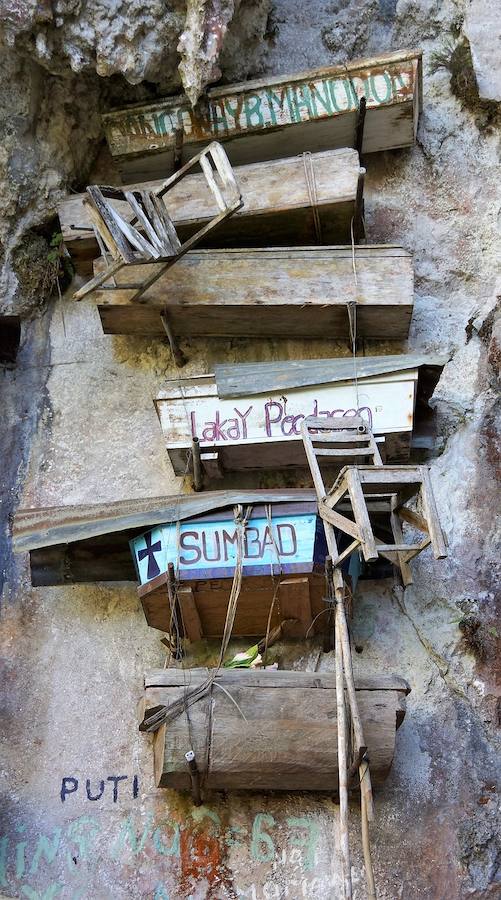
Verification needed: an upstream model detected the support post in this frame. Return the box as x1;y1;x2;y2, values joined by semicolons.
185;750;202;806
192;437;203;492
355;96;367;157
335;599;352;899
160;312;186;368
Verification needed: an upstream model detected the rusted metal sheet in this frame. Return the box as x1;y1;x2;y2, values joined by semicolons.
102;49;422;179
214;354;447;398
13;489;317;554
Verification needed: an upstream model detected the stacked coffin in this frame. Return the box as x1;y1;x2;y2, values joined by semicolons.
24;49;441;824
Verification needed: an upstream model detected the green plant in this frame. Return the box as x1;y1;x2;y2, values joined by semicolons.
43;231;74;298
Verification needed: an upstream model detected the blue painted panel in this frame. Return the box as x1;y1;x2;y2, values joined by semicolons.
130;513;317;585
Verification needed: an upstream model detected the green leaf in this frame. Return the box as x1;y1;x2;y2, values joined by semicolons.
224;644;260;668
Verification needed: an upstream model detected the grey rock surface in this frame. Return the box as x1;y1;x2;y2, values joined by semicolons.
0;0;500;897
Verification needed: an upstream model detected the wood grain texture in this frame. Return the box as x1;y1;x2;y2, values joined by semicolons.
139;571;326;636
147;670;409;791
94;245;413;340
58;149;362;274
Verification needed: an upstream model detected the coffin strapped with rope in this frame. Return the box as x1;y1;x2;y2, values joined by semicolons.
131;500;330;639
140;667;410;792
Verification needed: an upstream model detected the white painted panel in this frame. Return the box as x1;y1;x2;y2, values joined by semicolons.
155;370;418;451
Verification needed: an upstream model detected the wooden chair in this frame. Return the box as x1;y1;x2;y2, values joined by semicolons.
301;415;447;585
74;142;242;302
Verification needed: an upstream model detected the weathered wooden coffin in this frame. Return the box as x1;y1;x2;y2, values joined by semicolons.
143;668;410;791
103;49;422;180
131;502;327;637
58;149;363;275
95;245;413;340
156;360;431;477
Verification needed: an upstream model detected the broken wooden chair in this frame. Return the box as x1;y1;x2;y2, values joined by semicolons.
73;141;242;303
301;415;447;586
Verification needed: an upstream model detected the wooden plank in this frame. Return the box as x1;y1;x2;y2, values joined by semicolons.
177;586;202;642
139;572;326;637
344;468;378;562
144;668;411;692
278;577;313;638
390;494;413;586
95;245;414;340
102;50;422;179
60;149;362;275
153;682;408;791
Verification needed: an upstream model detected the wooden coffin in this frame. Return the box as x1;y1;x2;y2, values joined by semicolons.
59;149;363;275
103;49;422;180
143;668;410;791
95;245;413;340
131;501;327;637
155;365;420;477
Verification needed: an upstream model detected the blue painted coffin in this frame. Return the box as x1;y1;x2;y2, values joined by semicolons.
131;505;323;584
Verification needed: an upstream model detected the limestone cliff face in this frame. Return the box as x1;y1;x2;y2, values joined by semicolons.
0;1;500;898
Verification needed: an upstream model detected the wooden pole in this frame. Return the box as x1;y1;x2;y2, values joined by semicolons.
191;437;203;492
185;750;202;806
335;599;352;899
160;312;186;368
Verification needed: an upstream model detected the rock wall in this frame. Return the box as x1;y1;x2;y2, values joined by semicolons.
0;1;500;898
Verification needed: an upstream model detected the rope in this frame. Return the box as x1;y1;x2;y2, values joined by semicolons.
302;152;322;243
143;504;252;732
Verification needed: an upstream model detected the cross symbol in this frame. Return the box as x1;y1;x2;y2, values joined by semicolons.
137;530;162;580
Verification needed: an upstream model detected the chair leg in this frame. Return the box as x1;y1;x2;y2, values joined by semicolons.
344;468;378;562
419;467;447;559
390;495;413;586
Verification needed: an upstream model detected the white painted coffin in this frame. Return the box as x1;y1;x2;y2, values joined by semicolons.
155;368;418;476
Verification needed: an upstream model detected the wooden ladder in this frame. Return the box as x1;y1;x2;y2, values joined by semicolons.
301;415;376;899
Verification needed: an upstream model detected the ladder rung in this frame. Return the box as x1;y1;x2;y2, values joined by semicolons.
315;448;375;457
312;432;372;444
376;543;423;552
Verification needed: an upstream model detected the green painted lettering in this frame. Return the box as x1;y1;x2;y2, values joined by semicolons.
152;822;180;857
112;813;153;857
0;836;8;887
310;81;333;116
21;885;63;900
152;112;175;136
224;99;242;129
251;813;275;862
209;100;229;136
294;84;314;120
370;73;392;104
244;94;264;128
265;87;288;125
29;829;61;876
286;816;320;871
65;816;100;867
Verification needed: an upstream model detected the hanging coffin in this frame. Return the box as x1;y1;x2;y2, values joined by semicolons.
94;245;413;341
141;668;410;792
130;501;327;637
155;355;446;479
58;148;364;276
102;49;422;180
